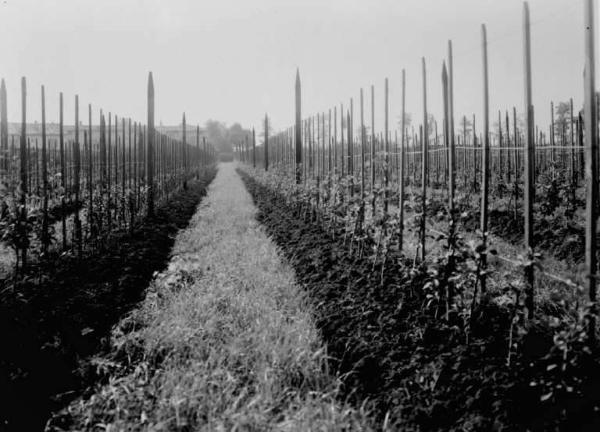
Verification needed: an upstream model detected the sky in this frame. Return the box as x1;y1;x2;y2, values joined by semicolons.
0;0;595;136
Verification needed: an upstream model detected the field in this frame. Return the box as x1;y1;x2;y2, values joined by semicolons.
2;1;600;431
235;166;599;430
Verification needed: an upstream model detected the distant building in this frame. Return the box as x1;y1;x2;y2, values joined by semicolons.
5;123;205;145
155;125;206;143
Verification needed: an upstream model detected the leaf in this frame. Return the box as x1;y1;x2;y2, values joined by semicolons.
81;327;94;336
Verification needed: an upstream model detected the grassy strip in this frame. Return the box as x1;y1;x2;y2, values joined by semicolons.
48;163;373;431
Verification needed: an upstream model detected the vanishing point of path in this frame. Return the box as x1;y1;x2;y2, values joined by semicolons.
48;162;373;431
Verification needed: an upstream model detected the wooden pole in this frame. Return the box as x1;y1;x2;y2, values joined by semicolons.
498;110;503;181
182;113;187;189
551;101;556;165
579;113;585;180
371;85;375;201
88;105;93;236
99;113;106;232
473;114;478;190
107;113;112;230
481;24;490;293
513;107;519;217
74;95;82;255
384;78;389;215
341;103;345;177
506;111;512;183
59;92;67;249
347;110;352;191
321;112;326;178
399;69;406;250
328;108;332;178
20;77;28;269
41;85;49;254
252;128;256;168
195;125;199;178
334;106;338;176
264;114;269;171
584;0;598;340
448;40;455;196
360;88;365;200
0;80;7;175
114;115;118;208
523;2;536;317
133;123;138;214
121;117;126;221
421;58;428;262
295;69;302;182
147;72;155;217
308;118;312;177
570;98;576;185
442;63;454;211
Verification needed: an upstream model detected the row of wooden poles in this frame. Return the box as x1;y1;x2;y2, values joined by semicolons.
237;1;599;336
239;99;588;195
0;72;216;270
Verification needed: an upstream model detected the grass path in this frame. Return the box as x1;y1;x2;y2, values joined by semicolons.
50;162;372;431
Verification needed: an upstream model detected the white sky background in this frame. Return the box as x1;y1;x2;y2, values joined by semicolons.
0;0;596;136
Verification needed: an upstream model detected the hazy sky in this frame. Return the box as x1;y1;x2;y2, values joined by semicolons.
0;0;595;135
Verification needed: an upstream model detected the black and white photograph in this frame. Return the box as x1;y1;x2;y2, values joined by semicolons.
0;0;599;430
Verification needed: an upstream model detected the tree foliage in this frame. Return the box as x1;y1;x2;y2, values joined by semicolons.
204;120;252;155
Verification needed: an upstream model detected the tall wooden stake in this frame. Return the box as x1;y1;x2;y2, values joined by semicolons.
448;40;456;198
20;78;28;269
523;2;536;317
421;58;428;262
252;128;256;168
360;89;365;199
41;86;49;254
442;63;454;211
584;0;598;340
481;24;490;293
74;95;82;254
264;114;269;171
0;80;7;175
371;85;375;202
570;98;576;185
295;69;302;183
59;92;67;249
384;78;389;215
147;72;155;217
399;69;406;250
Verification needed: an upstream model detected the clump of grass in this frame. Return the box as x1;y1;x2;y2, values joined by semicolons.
49;163;374;431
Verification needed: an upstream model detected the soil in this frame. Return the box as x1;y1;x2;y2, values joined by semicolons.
0;168;216;432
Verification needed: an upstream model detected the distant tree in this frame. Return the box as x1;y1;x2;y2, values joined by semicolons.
397;112;412;132
554;101;577;139
425;113;436;140
395;113;435;139
258;115;274;146
203;120;251;154
227;123;245;145
204;120;228;153
458;116;473;137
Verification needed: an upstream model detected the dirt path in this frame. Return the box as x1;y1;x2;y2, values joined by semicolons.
49;163;372;431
